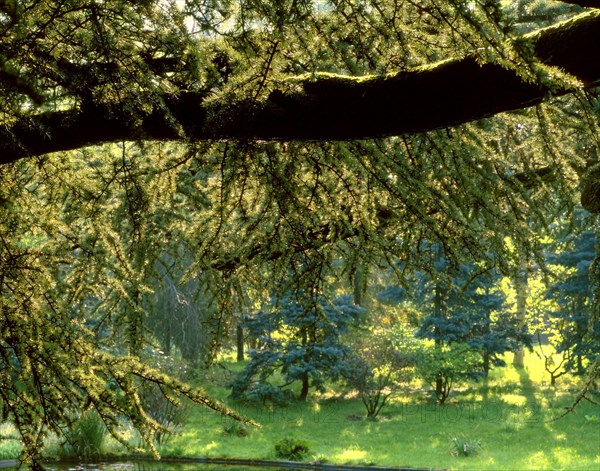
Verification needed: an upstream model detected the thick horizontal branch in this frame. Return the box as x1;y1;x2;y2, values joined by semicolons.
558;1;600;8
1;11;600;165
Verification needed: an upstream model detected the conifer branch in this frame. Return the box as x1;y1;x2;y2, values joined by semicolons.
0;11;600;164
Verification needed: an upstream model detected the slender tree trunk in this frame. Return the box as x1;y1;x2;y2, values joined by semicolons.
299;326;310;401
434;245;447;398
483;353;491;376
513;255;528;368
352;264;367;307
299;372;310;401
236;323;244;362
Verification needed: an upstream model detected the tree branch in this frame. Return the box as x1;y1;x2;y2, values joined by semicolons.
1;11;600;165
557;1;600;8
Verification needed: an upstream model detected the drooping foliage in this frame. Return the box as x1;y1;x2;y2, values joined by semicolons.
0;0;599;466
0;144;252;466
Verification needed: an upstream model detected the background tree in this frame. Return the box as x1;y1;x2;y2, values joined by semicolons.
230;291;364;402
546;219;599;375
144;251;221;368
409;248;531;377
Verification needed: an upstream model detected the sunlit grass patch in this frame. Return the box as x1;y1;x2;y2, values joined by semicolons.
333;446;367;463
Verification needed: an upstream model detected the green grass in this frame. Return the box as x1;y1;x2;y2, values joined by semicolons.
1;351;598;470
162;351;600;471
0;422;21;460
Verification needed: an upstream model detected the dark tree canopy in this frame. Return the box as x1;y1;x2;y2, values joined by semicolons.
1;0;600;467
1;9;600;163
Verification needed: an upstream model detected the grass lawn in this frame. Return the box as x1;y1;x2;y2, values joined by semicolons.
161;352;600;471
1;351;598;470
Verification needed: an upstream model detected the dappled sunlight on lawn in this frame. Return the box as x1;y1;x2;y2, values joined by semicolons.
500;393;528;407
156;354;600;471
200;441;219;453
332;447;367;463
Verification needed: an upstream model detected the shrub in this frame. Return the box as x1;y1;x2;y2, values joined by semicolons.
345;324;418;419
415;342;481;404
274;437;312;461
222;419;249;437
0;428;20;461
60;410;106;460
138;381;191;445
232;382;295;405
138;349;192;445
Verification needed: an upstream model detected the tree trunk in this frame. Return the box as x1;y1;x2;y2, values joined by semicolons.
236;323;244;362
299;372;310;401
513;256;528;368
299;326;310;401
352;264;367;307
2;11;600;164
434;244;448;398
483;353;491;376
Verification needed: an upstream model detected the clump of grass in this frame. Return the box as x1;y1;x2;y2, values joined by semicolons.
0;423;20;460
450;432;482;457
60;410;106;460
0;437;20;460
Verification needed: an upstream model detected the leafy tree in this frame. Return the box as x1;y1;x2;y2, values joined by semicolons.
0;2;600;160
144;251;222;368
230;292;364;402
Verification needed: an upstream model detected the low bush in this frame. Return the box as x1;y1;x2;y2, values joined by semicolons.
222;419;249;437
138;349;192;445
274;437;312;461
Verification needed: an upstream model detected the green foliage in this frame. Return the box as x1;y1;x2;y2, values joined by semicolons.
415;343;482;404
230;293;364;401
0;0;598;466
60;410;106;461
274;437;312;461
